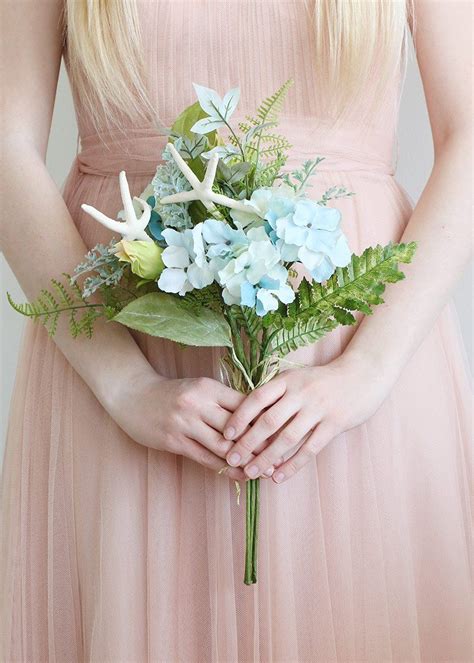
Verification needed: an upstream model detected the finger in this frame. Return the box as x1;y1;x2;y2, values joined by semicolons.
223;378;287;440
202;404;234;435
241;413;316;479
271;421;335;484
224;396;298;467
190;421;233;458
214;382;246;411
181;437;247;482
191;421;261;467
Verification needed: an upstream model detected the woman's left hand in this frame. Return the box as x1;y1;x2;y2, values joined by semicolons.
223;351;395;484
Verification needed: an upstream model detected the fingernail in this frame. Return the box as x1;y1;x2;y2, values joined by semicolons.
274;472;285;483
263;467;274;477
224;427;235;440
228;452;241;466
246;464;259;478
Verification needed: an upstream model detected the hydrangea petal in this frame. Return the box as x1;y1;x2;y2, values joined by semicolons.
162;245;190;269
158;267;188;293
186;263;215;289
312;205;341;230
240;281;256;307
256;289;279;316
310;256;336;282
162;228;184;247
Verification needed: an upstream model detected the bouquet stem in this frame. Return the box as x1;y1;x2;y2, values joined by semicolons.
223;314;275;585
244;477;260;585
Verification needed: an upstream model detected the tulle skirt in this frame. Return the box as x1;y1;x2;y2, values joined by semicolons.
1;161;472;662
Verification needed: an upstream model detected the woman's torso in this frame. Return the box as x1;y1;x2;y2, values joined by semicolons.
68;0;404;183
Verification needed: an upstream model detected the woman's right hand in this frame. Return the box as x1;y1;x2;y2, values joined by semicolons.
108;373;252;482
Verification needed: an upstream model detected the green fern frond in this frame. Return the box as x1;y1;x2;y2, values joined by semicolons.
254;79;294;125
7;273;105;338
267;315;338;357
185;283;224;314
231;80;294;188
229;305;262;341
254;152;289;187
263;241;417;357
305;241;416;318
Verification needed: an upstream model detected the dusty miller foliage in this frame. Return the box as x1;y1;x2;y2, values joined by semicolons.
151;139;195;230
72;239;125;298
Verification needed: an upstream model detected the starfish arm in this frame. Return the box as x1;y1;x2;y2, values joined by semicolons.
159;190;197;204
210;192;253;213
81;204;128;234
133;197;152;230
166;142;201;189
119;171;136;222
203;153;219;189
125;228;153;242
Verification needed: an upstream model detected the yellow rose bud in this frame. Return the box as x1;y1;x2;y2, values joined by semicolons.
114;240;164;280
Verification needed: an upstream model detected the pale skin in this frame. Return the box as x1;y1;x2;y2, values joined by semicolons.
1;2;472;486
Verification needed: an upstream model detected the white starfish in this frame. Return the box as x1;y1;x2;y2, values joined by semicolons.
81;170;152;242
159;142;251;214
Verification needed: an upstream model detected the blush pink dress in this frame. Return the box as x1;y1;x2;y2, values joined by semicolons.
1;2;472;661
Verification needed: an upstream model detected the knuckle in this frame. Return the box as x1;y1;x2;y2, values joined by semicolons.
305;437;319;455
279;431;296;447
255;452;272;469
176;389;194;409
253;388;267;404
261;411;279;429
236;436;256;455
195;376;211;390
283;458;299;476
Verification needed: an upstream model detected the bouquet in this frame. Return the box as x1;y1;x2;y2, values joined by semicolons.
9;79;417;584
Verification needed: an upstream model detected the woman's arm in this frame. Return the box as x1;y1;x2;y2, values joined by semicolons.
1;0;160;408
0;0;247;482
342;0;472;378
223;0;473;482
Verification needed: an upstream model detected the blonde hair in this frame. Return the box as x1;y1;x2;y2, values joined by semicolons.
63;0;158;133
63;0;415;132
304;0;415;126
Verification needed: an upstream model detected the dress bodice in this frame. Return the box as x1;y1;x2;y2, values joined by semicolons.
68;0;406;178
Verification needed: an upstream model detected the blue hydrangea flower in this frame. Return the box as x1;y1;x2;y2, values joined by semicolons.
229;183;297;229
240;264;295;316
267;198;351;281
207;226;295;315
201;219;247;265
157;223;215;295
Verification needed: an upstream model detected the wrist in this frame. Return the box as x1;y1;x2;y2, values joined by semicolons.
337;344;402;386
96;356;168;419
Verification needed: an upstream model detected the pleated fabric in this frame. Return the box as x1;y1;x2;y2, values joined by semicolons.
1;1;472;661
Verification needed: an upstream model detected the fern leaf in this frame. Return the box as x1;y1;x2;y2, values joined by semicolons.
267;315;338;356
230;305;262;340
290;242;417;321
264;241;417;357
255;79;294;125
254;152;289;187
6;274;105;338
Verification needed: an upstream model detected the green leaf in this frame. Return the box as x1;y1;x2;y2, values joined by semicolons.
113;292;232;347
7;273;104;338
172;101;210;140
264;241;417;358
291;242;418;322
267;315;338;356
